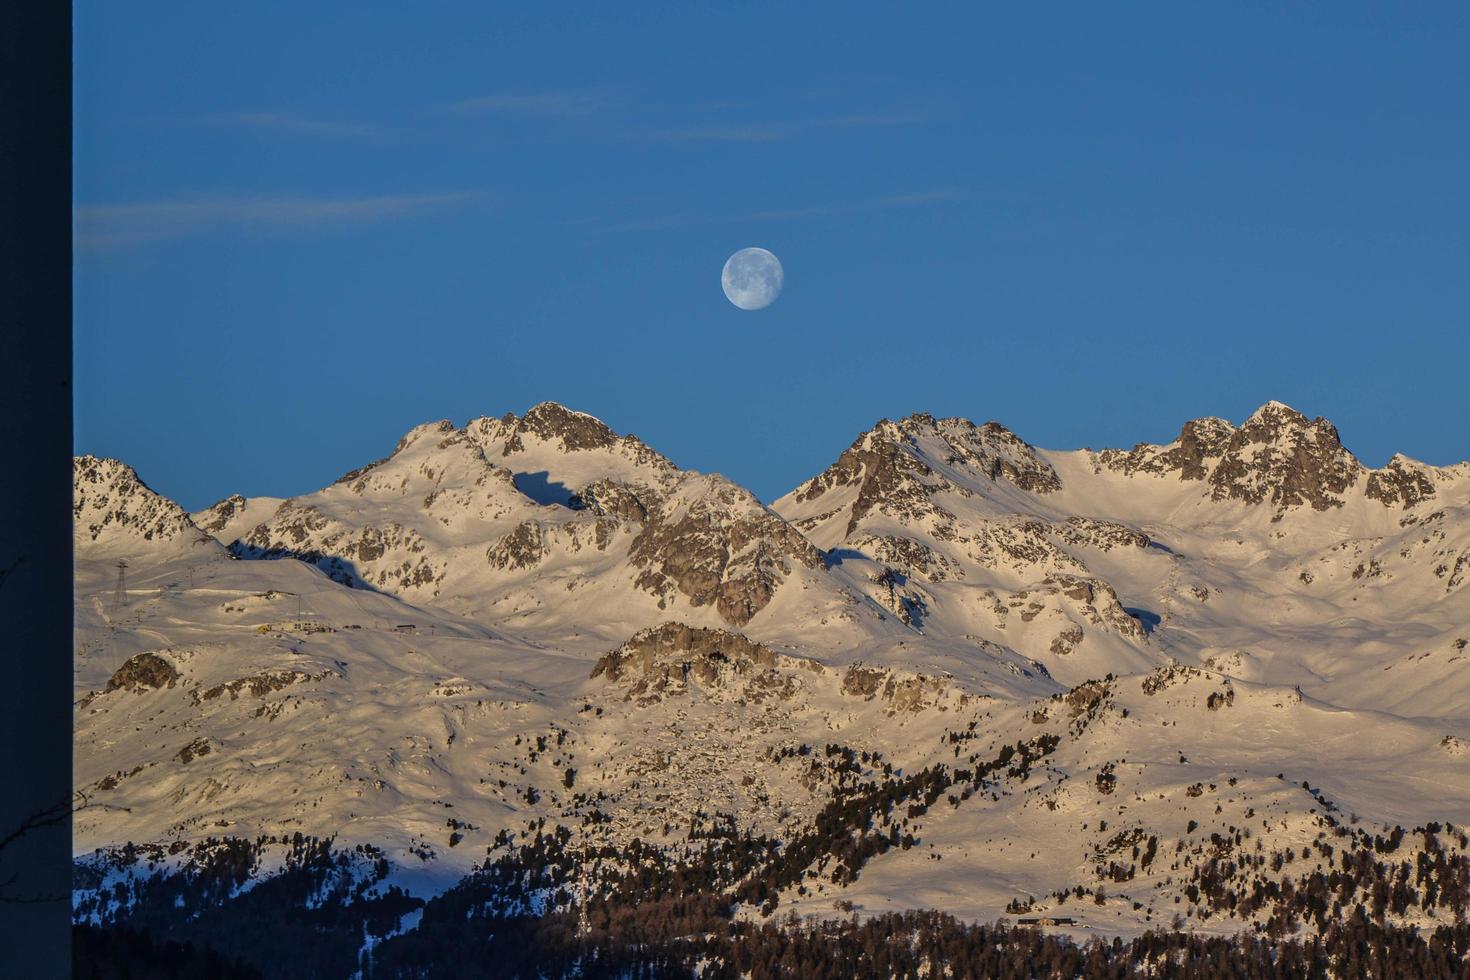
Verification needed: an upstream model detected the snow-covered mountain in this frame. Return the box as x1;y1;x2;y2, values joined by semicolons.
194;403;894;654
74;455;224;559
72;401;1470;958
774;400;1470;710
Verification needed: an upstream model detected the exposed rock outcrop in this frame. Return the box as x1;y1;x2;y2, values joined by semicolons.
629;478;824;626
1097;402;1450;518
1365;455;1438;510
591;623;814;705
104;652;180;693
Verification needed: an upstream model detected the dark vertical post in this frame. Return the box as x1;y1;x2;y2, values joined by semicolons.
0;2;74;976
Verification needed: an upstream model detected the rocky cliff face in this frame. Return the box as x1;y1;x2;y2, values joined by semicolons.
628;476;824;626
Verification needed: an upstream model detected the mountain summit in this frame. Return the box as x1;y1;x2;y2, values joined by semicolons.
190;404;863;645
1094;400;1455;518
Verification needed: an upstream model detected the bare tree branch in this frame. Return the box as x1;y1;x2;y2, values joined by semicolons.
0;790;131;904
0;793;72;856
0;552;24;591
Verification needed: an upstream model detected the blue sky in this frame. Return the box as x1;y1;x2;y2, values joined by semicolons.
75;4;1469;510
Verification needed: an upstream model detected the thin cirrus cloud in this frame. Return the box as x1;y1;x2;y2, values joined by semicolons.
593;189;964;233
641;112;922;143
75;191;484;248
444;90;608;116
193;112;384;138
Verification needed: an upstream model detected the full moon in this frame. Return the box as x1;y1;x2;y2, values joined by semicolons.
721;247;783;310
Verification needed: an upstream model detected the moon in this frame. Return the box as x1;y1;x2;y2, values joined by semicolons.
721;247;783;310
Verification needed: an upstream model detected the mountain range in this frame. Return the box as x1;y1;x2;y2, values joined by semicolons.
71;400;1470;971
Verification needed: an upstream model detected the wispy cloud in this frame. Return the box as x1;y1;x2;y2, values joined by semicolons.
642;113;922;143
445;91;607;116
75;191;484;247
595;189;964;233
194;112;384;138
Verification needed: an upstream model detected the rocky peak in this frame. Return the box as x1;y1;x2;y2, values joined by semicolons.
1099;417;1236;480
1237;401;1341;446
931;417;1061;494
805;420;938;531
331;419;456;487
401;418;458;448
336;421;514;503
73;456;218;554
1099;403;1371;517
225;411;829;628
231;423;532;591
1206;402;1361;514
460;405;678;493
516;402;620;452
196;494;248;534
788;412;1059;536
1365;455;1438;510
